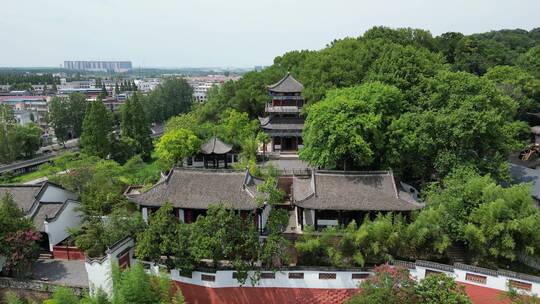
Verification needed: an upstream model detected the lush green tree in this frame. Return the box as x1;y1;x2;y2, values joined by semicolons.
415;274;472;304
48;96;71;143
8;123;42;159
517;45;540;79
436;32;465;64
136;202;186;270
362;26;438;51
145;78;193;123
424;167;540;265
300;82;405;170
120;93;152;160
81;99;113;158
388;70;527;184
365;43;446;102
484;65;540;113
99;83;108;99
0;194;41;277
155;128;201;166
453;36;512;75
215;109;259;149
69;93;87;137
111;262;185;304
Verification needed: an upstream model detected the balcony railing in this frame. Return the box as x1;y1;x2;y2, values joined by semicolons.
265;105;301;113
270;95;303;101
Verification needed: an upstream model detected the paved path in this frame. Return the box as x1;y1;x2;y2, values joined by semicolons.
30;259;88;288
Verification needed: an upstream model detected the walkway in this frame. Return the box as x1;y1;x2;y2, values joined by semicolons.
30;259;88;288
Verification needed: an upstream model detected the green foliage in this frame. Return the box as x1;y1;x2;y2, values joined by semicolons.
346;265;417;304
136;202;192;270
80;289;111;304
111;262;185;304
517;45;540;78
120;92;153;160
81;99;113;158
484;65;540;113
0;105;42;163
454;36;512;75
48;93;87;142
347;266;471;304
423;167;540;265
155;128;201;166
144;78;193;123
300;82;405;170
415;274;472;304
0;194;40;276
388;70;527;184
44;287;80;304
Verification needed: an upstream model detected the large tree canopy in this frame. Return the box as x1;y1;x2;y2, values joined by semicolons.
300;82;405;170
388;70;527;184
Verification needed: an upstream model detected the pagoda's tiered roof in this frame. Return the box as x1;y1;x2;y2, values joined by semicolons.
267;73;304;93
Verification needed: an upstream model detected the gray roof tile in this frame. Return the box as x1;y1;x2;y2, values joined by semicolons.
293;170;424;211
130;168;260;210
268;73;304;93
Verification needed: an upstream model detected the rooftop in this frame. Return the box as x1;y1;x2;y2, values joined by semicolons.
129;168;261;210
293;170;423;211
200;136;233;155
267;73;304;93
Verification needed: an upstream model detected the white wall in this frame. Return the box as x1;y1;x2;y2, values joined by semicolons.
44;201;83;251
85;238;135;295
171;269;366;289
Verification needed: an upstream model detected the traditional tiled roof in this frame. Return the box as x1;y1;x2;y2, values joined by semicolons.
259;116;305;131
32;203;64;232
267;73;304;93
129;168;260;210
201;136;233;155
0;185;42;212
293;170;424;211
0;183;78;232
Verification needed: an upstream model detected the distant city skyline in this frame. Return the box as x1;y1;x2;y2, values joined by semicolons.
1;0;539;68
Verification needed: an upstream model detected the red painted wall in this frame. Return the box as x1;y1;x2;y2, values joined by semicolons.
173;281;512;304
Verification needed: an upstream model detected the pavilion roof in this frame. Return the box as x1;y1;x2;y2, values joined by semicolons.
267;73;304;93
293;170;424;211
200;136;233;155
259;116;305;131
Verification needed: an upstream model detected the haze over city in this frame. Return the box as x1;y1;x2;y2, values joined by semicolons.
1;0;540;68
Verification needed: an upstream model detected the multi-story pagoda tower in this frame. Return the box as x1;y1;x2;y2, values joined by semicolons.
259;73;305;152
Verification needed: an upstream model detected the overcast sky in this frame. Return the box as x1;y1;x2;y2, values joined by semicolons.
1;0;539;68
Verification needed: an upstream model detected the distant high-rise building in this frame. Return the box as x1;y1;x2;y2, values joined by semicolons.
63;61;132;72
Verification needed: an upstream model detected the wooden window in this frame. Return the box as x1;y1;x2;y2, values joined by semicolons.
201;274;215;282
319;273;336;280
425;269;443;277
352;273;370;280
289;273;304;279
509;280;532;291
261;272;276;279
465;273;487;284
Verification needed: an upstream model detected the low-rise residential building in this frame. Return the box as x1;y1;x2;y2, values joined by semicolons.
0;95;50;128
0;182;82;254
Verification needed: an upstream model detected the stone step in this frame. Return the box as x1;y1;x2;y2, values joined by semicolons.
38;252;53;260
